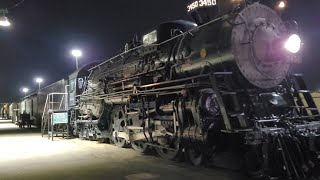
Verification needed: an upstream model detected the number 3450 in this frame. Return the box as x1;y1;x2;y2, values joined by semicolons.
187;0;217;12
199;0;217;7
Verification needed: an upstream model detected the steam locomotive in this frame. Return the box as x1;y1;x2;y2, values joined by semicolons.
69;0;320;179
16;0;320;179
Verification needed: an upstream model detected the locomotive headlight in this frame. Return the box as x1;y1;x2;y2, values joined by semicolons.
284;34;301;54
143;30;158;45
278;1;286;9
275;1;287;11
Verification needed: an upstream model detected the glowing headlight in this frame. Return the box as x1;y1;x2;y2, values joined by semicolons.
0;16;10;27
284;34;301;54
278;1;286;9
143;30;157;45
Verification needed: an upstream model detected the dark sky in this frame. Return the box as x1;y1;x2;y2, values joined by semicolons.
0;0;319;102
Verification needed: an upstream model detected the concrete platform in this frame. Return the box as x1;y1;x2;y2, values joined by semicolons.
0;120;247;180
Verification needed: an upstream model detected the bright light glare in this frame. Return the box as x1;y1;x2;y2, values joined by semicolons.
284;34;301;54
0;16;10;27
35;77;43;83
22;88;29;93
278;1;286;9
71;49;82;57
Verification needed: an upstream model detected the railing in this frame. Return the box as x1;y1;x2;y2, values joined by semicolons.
41;92;68;137
41;95;49;136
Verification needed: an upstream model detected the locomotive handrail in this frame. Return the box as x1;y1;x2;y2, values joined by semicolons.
80;81;207;98
79;73;213;97
80;70;232;99
139;74;210;88
88;16;225;72
79;83;209;101
48;93;67;95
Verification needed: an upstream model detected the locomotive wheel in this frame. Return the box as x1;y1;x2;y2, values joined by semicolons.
131;141;150;153
111;105;128;148
112;137;127;148
155;146;181;160
155;138;181;160
185;145;204;166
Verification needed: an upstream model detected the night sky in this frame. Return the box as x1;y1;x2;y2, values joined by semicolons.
0;0;319;102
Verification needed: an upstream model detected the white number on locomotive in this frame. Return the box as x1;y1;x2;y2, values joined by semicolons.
187;0;216;12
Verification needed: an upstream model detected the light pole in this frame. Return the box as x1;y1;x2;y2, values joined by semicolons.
71;49;82;70
35;77;43;90
0;9;10;27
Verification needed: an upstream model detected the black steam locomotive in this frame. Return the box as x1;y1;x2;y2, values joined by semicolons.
46;1;320;179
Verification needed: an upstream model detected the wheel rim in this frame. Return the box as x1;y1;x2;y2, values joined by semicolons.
155;146;180;160
155;138;181;160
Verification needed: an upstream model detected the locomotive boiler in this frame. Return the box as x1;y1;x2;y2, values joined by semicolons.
72;1;320;179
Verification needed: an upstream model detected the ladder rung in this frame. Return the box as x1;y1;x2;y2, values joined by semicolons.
222;128;253;133
229;113;244;117
257;119;279;123
234;128;253;132
298;90;310;93
214;72;233;75
221;91;237;95
292;73;304;77
126;112;139;115
307;108;319;110
127;126;143;130
290;106;317;110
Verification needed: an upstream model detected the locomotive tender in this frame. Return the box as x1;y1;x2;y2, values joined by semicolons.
17;79;68;127
15;0;320;179
13;63;93;128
